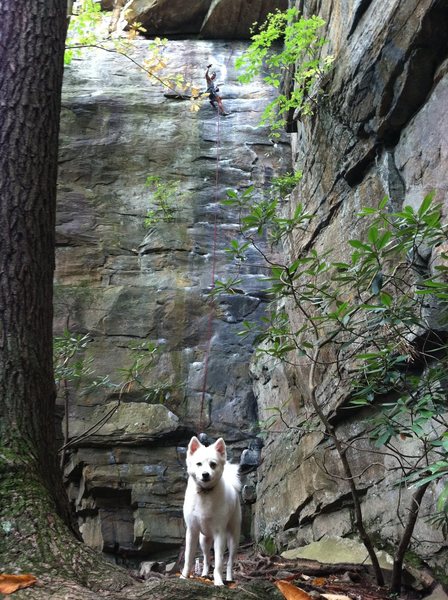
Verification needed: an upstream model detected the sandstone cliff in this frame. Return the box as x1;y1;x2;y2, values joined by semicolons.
254;0;448;579
57;38;289;557
57;0;448;577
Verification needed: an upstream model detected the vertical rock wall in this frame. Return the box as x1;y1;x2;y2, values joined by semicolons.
58;0;448;574
56;40;290;558
253;0;448;576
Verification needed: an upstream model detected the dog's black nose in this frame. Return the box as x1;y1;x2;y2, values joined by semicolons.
202;472;210;481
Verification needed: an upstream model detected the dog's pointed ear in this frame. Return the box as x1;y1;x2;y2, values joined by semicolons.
214;438;227;458
188;436;202;455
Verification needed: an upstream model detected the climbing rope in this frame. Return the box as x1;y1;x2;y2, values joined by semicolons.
199;108;222;431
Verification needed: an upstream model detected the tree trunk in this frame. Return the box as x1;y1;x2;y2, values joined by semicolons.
0;4;135;590
0;0;70;522
308;354;385;587
390;482;431;594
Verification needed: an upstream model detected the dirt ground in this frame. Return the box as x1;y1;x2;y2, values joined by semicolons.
4;544;445;600
130;545;441;600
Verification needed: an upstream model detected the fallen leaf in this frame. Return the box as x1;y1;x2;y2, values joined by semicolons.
190;576;213;585
275;579;312;600
321;594;352;600
312;577;327;587
0;574;37;594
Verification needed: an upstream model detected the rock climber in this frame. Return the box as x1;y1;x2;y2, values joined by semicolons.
205;64;228;116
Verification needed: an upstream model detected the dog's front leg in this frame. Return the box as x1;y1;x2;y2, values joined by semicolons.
226;531;238;582
199;533;213;577
181;527;199;579
213;534;226;586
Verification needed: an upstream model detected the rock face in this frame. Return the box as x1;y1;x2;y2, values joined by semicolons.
201;0;289;39
119;0;211;35
253;0;448;577
112;0;287;38
57;40;290;558
60;0;448;576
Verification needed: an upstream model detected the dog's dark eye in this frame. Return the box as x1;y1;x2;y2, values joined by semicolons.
196;462;202;467
209;461;217;469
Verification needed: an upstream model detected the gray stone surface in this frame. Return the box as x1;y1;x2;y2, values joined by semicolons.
252;0;448;577
121;0;211;35
113;0;287;39
424;586;448;600
59;0;448;578
57;39;290;557
201;0;288;39
282;536;394;569
65;402;182;444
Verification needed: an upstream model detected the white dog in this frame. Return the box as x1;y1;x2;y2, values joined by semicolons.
181;436;241;586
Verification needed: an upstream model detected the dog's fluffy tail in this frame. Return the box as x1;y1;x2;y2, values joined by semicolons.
223;462;241;492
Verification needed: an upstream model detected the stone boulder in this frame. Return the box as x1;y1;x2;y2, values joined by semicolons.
200;0;288;39
116;0;287;38
66;445;187;554
121;0;211;35
65;401;185;445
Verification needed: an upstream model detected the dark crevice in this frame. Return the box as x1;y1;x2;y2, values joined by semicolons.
336;0;448;187
343;143;380;187
380;0;448;137
302;193;343;255
284;497;312;530
138;247;189;256
383;150;406;210
347;0;374;38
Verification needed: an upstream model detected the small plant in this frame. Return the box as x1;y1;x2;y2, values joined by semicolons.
260;536;277;556
236;8;334;137
117;340;177;403
271;171;303;196
56;333;179;456
65;0;105;64
54;330;93;465
54;330;93;389
223;180;311;251
144;175;183;226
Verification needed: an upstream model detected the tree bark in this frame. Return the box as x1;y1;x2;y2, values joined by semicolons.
0;0;70;528
0;4;136;590
390;482;430;594
308;352;385;587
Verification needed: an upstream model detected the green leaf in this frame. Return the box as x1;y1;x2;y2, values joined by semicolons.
371;272;383;295
411;471;447;488
375;430;392;447
348;239;371;252
418;191;435;216
380;292;392;307
368;225;379;245
358;207;377;216
377;230;392;250
436;482;448;512
378;196;389;210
